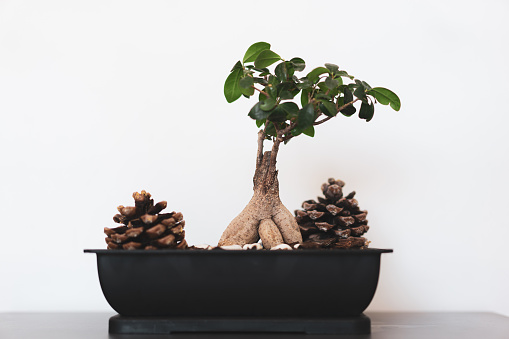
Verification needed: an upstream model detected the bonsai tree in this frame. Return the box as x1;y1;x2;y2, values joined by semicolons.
218;42;400;249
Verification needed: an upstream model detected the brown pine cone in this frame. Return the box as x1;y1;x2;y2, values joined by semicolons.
295;178;369;249
104;190;187;250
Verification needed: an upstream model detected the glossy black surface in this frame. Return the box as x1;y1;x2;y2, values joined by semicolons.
85;248;392;317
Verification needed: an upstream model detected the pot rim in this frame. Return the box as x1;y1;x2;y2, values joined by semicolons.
84;248;393;255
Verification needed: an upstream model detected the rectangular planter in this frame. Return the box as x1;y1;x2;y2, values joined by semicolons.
85;248;392;334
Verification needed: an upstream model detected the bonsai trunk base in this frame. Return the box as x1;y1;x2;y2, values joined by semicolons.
218;150;302;249
109;314;371;335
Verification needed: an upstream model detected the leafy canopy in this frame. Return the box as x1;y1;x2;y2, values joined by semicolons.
224;42;401;140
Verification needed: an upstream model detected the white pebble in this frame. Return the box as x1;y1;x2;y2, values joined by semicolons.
271;244;293;250
194;244;212;250
243;243;263;250
220;245;243;250
293;243;301;249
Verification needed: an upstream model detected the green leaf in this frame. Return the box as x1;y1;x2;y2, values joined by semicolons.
319;101;337;117
359;102;375;122
325;76;339;90
334;75;343;86
256;119;265;128
230;60;243;72
301;89;309;106
279;90;294;100
285;61;295;78
266;85;277;98
254;50;281;68
248;102;270;120
243;42;271;63
224;68;243;103
367;87;401;111
265;122;276;137
249;102;270;120
254;67;270;76
274;62;286;80
279;102;300;117
268;75;280;86
297;103;315;130
337;70;354;79
290;57;306;72
302;125;315;137
306;67;330;83
260;97;277;111
353;81;367;101
290;87;300;98
239;76;254;96
296;78;312;90
315;93;332;101
336;96;344;107
317;82;328;92
343;86;354;103
253;67;269;73
240;85;254;96
239;76;254;89
275;61;295;81
277;81;298;99
340;87;356;116
268;106;288;122
327;86;340;98
340;105;356;117
291;127;303;136
325;63;339;74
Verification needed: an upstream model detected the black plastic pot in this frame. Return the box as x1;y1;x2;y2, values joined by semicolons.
85;248;391;318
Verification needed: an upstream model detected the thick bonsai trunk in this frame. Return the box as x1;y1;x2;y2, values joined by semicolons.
218;131;302;249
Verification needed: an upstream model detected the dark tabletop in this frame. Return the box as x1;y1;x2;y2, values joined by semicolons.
1;312;508;339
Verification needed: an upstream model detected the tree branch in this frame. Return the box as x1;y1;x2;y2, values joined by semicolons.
314;98;359;126
255;125;268;172
275;120;297;143
282;134;294;142
314;116;333;126
266;134;281;188
338;98;359;112
252;86;270;98
280;121;297;137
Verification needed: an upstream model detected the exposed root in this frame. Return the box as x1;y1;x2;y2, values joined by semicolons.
272;205;301;244
218;200;261;246
258;219;284;249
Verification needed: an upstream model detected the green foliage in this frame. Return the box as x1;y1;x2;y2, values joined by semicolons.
306;67;329;84
243;42;270;63
254;50;281;68
359;101;375;122
248;102;269;120
290;57;305;72
367;87;401;111
224;42;401;140
224;61;243;103
297;103;316;130
319;101;337;117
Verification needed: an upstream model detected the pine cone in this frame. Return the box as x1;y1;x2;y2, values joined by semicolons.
104;190;187;250
295;178;369;249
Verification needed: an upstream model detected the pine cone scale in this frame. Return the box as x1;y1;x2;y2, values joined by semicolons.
295;178;370;249
104;191;187;250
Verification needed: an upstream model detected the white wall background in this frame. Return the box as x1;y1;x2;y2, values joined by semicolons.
1;0;508;315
